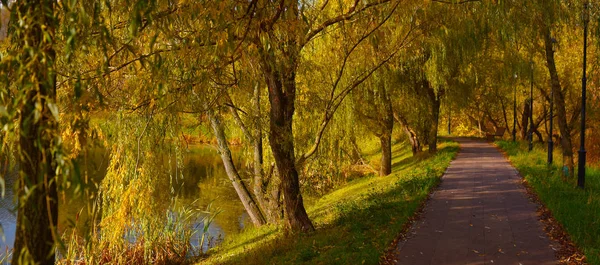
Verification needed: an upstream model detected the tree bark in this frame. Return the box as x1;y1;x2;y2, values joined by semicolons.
12;0;59;264
543;26;574;176
501;98;511;132
421;78;441;152
250;86;274;222
252;0;315;231
379;83;394;176
394;112;421;155
257;43;314;231
428;94;441;153
227;86;282;223
266;75;314;232
379;134;392;176
207;109;266;226
349;132;362;164
520;99;531;139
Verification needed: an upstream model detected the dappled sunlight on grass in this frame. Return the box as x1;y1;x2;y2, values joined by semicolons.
199;141;459;265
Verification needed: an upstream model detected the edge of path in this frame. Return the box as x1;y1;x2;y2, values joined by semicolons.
380;137;587;265
491;142;588;265
379;137;463;265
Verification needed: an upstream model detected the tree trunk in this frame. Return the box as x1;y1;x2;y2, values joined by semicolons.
423;79;440;153
12;0;59;264
394;112;421;155
208;109;266;226
253;2;315;230
543;26;574;176
429;96;440;153
266;164;284;221
501;98;511;132
379;83;394;176
15;94;59;265
259;48;314;232
267;81;314;232
349;132;362;163
251;85;275;222
379;134;392;176
520;99;531;139
534;128;544;143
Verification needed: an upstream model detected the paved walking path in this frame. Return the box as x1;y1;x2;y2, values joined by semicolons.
390;138;558;265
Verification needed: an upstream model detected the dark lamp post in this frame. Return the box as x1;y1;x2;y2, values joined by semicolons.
529;61;534;152
513;73;517;142
548;38;557;164
578;2;589;189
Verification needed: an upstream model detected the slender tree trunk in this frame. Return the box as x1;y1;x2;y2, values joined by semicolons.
534;128;544;143
520;100;531;139
379;134;392;176
227;85;281;223
406;128;421;154
543;26;574;176
501;98;511;132
266;165;284;221
394;112;421;155
379;84;394;176
429;96;440;153
349;132;362;163
208;109;266;226
250;85;275;222
12;0;59;263
423;79;440;153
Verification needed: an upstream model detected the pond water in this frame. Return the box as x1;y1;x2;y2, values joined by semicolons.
0;144;247;256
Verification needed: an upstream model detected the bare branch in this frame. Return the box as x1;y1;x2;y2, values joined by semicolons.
226;93;255;143
260;0;285;31
302;0;391;47
431;0;481;4
297;14;419;166
327;0;400;111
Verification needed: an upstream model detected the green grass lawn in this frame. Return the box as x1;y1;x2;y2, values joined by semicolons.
496;141;600;265
199;140;459;265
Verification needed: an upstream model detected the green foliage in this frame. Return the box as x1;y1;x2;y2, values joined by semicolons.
497;140;600;265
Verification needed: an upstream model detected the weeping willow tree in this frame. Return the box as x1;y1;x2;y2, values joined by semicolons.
0;0;62;263
44;0;202;262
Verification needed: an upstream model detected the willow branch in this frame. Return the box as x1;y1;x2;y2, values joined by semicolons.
226;93;255;143
302;0;391;47
327;0;400;111
432;0;481;4
297;19;418;167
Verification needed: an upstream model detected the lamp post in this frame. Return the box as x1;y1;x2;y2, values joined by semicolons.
513;74;517;142
578;1;589;189
529;62;534;152
548;38;557;164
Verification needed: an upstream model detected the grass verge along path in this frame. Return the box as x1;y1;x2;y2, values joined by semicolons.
199;140;458;265
497;140;600;265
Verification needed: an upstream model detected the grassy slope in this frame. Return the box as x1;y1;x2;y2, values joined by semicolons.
200;140;459;265
496;141;600;265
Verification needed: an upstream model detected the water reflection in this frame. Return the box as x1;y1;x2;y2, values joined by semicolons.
0;144;246;254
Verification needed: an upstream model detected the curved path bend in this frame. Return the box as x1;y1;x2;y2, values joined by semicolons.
390;138;558;265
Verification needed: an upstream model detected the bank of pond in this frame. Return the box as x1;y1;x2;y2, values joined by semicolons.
0;140;461;264
0;145;248;262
